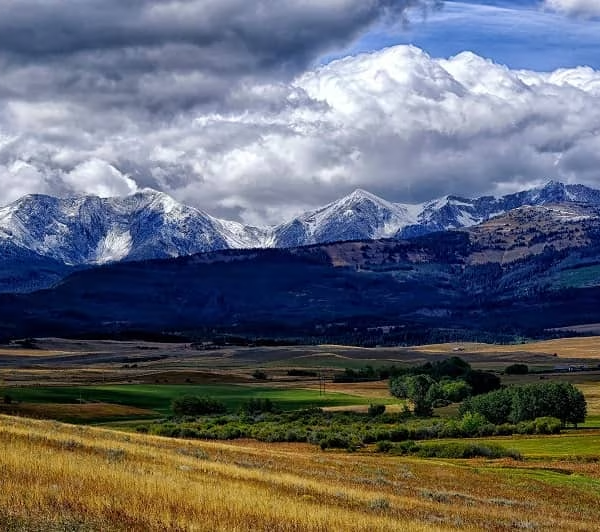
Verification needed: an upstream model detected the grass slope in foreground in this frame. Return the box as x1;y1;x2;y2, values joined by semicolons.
2;415;600;531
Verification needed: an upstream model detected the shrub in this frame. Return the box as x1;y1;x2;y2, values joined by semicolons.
394;440;419;455
368;404;386;417
375;440;393;453
515;421;536;435
438;420;464;438
493;423;515;436
460;412;489;436
533;416;562;435
172;396;228;417
388;427;409;442
241;398;276;415
287;369;318;377
505;364;528;375
252;369;268;380
319;433;360;451
416;442;521;460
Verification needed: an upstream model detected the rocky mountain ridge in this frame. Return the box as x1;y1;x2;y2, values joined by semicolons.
2;181;600;272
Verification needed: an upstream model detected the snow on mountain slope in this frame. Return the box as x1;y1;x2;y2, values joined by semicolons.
2;180;600;269
271;189;420;247
397;181;600;238
0;190;264;265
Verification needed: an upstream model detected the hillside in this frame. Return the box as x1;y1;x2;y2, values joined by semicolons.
1;415;599;531
3;201;600;340
1;181;600;285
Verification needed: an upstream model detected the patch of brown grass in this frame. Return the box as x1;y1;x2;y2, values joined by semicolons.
414;337;600;360
577;382;600;416
0;403;155;422
303;380;394;399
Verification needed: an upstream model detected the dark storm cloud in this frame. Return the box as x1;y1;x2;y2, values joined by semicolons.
0;0;429;112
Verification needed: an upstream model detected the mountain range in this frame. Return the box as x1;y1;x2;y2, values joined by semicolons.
3;199;600;341
3;180;600;341
2;181;600;273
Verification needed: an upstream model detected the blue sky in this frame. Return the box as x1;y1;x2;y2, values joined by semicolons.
330;0;600;71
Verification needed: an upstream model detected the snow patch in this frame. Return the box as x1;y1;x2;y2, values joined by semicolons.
94;228;133;264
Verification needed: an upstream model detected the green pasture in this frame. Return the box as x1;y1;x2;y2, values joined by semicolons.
5;384;374;415
438;431;600;460
491;465;600;492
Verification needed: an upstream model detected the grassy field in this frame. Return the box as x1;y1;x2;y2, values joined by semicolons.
413;337;600;360
2;414;600;531
2;338;600;529
437;430;600;459
3;383;377;418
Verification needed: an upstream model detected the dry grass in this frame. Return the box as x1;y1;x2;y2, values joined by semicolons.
1;415;600;531
0;402;155;422
0;349;68;357
303;380;394;399
578;382;600;416
413;337;600;359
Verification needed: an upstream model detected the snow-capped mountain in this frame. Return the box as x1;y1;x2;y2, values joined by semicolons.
270;189;421;247
397;181;600;238
0;189;266;265
2;181;600;275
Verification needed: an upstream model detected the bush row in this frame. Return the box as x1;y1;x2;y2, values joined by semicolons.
139;409;562;451
376;440;522;460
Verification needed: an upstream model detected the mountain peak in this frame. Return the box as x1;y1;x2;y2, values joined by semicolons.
341;188;388;205
539;180;566;191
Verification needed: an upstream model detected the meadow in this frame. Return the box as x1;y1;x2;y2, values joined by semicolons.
1;384;378;422
2;337;600;530
1;414;600;531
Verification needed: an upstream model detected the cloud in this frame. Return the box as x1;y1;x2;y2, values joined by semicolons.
1;1;600;225
62;160;138;198
0;0;427;115
177;46;600;223
544;0;600;18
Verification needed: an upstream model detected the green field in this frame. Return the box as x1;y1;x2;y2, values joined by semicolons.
6;384;374;415
439;431;600;459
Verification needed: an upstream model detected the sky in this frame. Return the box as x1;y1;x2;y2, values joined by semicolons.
0;0;599;225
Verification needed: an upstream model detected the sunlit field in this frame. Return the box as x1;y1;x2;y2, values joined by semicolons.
2;337;600;530
1;414;600;531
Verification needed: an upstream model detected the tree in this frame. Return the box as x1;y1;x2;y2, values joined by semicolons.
390;374;436;417
464;370;501;395
461;382;587;427
505;364;528;375
440;379;472;402
367;404;386;417
172;395;228;416
459;388;512;425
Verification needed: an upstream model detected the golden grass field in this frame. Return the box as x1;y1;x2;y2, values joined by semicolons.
2;337;600;530
413;337;600;359
1;414;600;532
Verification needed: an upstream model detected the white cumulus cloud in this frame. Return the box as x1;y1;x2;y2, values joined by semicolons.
544;0;600;17
2;44;600;224
62;160;138;198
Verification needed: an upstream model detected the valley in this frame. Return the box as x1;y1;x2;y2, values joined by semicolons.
1;337;600;530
